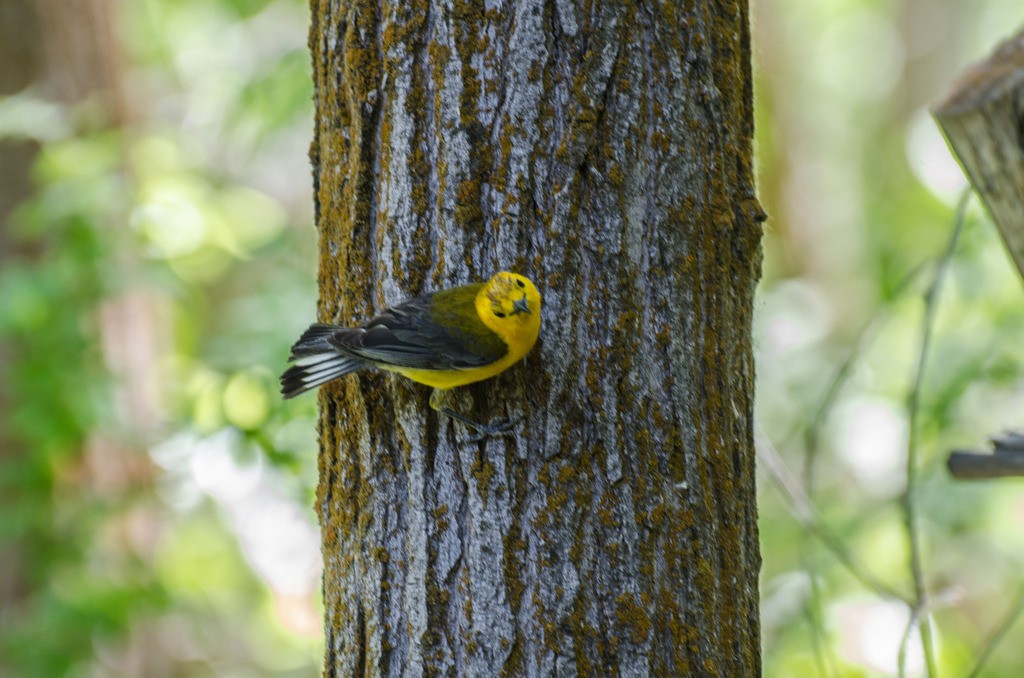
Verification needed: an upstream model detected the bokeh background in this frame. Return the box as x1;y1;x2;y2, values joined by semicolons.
1;0;1024;675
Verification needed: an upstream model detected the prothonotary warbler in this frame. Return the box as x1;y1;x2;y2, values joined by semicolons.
280;271;542;438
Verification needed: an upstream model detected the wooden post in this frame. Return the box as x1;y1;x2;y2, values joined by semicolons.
933;27;1024;282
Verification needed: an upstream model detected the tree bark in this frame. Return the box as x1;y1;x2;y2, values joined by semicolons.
309;1;763;675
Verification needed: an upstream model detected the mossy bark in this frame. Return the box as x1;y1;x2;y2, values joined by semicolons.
309;0;764;675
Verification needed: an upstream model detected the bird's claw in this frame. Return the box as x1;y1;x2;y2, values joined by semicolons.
462;417;522;444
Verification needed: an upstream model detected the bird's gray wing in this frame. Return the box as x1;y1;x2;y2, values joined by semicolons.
329;292;507;370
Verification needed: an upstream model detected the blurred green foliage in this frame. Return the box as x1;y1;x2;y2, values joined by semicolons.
0;0;319;675
755;1;1024;676
3;0;1024;676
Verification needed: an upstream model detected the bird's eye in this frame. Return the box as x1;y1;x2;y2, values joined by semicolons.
494;311;507;318
515;279;525;288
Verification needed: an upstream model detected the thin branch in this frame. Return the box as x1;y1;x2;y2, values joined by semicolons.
756;426;912;604
966;585;1024;678
800;544;838;678
898;189;972;678
898;604;925;678
802;257;932;488
795;258;931;676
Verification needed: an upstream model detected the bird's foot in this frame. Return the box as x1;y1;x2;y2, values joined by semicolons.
462;416;522;444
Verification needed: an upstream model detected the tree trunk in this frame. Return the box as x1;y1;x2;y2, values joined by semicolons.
309;1;763;675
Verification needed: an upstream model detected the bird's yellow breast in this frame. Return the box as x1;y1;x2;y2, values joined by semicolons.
390;352;523;389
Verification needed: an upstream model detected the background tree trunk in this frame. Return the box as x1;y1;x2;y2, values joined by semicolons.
309;0;763;675
0;0;48;623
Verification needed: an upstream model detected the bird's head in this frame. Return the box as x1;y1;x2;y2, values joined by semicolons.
479;271;542;342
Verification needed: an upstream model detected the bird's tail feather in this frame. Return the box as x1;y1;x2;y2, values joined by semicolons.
281;324;362;398
288;323;337;358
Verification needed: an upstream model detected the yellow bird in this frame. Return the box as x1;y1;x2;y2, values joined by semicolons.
281;271;542;438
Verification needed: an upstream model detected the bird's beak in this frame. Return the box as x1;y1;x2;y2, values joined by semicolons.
512;296;531;315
